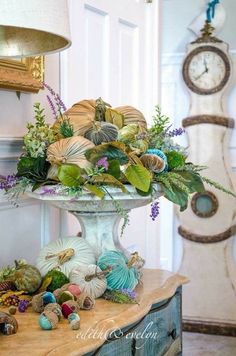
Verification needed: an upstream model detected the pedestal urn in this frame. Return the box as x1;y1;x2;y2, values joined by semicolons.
27;184;162;258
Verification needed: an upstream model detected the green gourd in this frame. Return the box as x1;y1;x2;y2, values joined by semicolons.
84;122;118;145
10;261;42;293
97;251;141;291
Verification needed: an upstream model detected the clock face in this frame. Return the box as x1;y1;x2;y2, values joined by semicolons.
182;46;231;95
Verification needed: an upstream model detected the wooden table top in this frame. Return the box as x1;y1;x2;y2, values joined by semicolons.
0;269;188;356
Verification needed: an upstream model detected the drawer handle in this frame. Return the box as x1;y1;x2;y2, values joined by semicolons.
168;328;177;340
131;338;136;356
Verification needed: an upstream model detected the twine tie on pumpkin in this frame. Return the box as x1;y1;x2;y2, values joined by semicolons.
84;266;112;282
45;248;75;265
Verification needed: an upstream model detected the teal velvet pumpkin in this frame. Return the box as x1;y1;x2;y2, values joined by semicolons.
97;251;139;291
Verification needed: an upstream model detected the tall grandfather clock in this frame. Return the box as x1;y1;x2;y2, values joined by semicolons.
179;21;236;335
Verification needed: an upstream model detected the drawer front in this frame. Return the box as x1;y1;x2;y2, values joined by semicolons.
87;292;182;356
135;292;181;356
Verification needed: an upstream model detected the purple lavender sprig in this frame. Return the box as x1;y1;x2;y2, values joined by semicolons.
167;128;185;138
120;289;137;300
0;175;18;190
40;187;57;196
150;201;160;221
46;95;57;119
43;82;67;118
55;94;67;112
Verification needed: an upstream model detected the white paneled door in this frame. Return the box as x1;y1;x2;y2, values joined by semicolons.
60;0;162;267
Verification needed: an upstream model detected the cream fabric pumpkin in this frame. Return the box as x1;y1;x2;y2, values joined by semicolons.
46;136;94;169
70;264;107;299
36;237;96;277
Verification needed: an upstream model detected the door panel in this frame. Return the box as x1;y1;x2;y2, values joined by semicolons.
60;0;161;266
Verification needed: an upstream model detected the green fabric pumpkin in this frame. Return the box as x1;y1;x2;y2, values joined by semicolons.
97;251;140;291
85;122;118;145
9;262;42;293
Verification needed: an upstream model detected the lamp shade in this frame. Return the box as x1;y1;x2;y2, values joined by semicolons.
0;0;71;58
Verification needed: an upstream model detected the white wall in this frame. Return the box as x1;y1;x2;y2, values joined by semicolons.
160;0;236;270
0;54;61;267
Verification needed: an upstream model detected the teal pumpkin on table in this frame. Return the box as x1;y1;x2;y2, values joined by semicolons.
97;251;140;291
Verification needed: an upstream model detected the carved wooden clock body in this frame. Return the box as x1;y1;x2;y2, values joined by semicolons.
179;22;236;335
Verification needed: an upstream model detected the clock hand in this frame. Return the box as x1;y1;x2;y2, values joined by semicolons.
203;58;209;73
194;68;208;81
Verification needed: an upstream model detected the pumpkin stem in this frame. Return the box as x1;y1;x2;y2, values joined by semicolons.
127;252;141;268
14;260;20;270
45;248;75;265
85;266;112;282
95;97;111;122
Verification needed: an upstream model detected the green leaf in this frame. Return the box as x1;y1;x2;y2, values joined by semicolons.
124;164;151;192
58;164;82;187
136;184;153;196
105;108;124;129
176;171;205;193
107;159;121;179
86;144;128;165
91;173;127;193
162;185;188;211
84;183;105;198
17;156;49;182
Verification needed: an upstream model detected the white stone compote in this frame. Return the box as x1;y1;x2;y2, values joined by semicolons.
27;184;162;258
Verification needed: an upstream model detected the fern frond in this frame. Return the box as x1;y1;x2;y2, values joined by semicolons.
201;176;236;198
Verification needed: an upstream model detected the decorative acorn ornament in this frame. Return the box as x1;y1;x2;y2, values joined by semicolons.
61;300;79;318
84;122;118;145
76;292;95;310
0;312;18;335
47;136;94;170
69;264;108;299
44;303;63;321
98;251;144;291
68;313;80;330
32;292;56;313
38;311;59;330
9;261;42;294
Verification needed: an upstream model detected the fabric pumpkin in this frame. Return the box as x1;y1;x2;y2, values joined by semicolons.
97;251;141;291
36;237;96;277
70;264;107;299
46;136;94;169
140;153;166;173
53;99;96;137
9;263;42;294
84;122;118;145
114;106;147;128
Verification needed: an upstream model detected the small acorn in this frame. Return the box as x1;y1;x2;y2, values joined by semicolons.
44;303;62;321
8;306;17;315
38;311;59;330
61;300;79;318
68;313;80;330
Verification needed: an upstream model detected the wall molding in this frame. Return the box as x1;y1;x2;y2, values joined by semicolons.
0;136;23;161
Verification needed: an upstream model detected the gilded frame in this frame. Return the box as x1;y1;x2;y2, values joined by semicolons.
0;56;44;93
